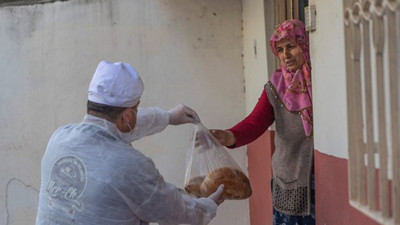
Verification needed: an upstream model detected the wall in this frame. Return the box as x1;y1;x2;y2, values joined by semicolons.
310;0;348;158
242;0;274;114
310;1;380;224
0;0;249;224
315;151;381;225
242;0;276;224
247;131;274;225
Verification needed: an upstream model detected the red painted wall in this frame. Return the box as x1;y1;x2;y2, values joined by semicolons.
247;134;381;225
247;130;274;225
314;150;380;225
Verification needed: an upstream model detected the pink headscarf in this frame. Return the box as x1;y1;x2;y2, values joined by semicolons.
269;19;313;137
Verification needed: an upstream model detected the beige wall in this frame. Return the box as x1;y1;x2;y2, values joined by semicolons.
0;0;249;224
311;1;400;161
309;0;348;158
242;0;275;114
241;1;275;224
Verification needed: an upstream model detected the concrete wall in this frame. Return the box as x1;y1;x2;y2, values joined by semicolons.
311;1;400;224
310;0;348;158
242;0;276;224
0;0;249;224
242;0;273;114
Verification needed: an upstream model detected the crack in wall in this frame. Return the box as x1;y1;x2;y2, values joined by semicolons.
5;178;39;225
0;0;69;7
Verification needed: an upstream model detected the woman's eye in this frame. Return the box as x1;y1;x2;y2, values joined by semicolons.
277;48;283;53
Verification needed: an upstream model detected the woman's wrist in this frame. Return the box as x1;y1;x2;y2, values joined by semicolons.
225;129;236;147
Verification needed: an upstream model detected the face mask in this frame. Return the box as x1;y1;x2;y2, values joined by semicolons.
117;122;135;143
117;109;137;143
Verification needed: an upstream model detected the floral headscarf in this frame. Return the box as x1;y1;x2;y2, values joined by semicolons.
269;19;313;137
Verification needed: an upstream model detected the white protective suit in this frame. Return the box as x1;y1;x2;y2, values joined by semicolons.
36;107;217;225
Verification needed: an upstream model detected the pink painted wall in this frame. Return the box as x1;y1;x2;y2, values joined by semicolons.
247;135;382;225
314;150;380;225
247;131;274;225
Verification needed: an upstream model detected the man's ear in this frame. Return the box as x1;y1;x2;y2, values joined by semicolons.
121;108;131;122
115;108;129;132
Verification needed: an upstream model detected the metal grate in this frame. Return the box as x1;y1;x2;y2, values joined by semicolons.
343;0;400;224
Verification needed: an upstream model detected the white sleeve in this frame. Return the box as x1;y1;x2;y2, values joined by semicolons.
136;181;218;225
159;194;218;225
129;107;170;141
118;155;218;225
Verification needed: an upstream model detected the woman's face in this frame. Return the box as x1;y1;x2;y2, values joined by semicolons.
275;38;305;72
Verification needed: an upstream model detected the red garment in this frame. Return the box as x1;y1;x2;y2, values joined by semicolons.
229;90;274;148
229;88;315;174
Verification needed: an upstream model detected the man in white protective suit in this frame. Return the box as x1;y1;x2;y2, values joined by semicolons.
36;60;224;225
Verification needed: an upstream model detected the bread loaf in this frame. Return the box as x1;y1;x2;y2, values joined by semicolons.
184;176;205;197
200;167;252;200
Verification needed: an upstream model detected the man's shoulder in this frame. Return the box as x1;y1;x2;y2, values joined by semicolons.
52;122;79;134
117;147;153;165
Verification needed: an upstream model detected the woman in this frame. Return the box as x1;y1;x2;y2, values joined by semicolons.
211;19;314;225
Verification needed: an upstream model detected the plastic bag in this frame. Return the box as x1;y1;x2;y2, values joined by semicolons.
184;123;252;200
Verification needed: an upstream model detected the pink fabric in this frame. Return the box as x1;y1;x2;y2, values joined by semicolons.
269;19;313;137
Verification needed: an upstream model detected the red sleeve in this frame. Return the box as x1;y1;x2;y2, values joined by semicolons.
228;89;274;148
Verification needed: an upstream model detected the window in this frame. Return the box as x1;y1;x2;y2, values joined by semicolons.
343;0;400;224
274;0;308;25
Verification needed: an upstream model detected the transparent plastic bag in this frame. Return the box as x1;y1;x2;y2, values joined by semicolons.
184;123;252;200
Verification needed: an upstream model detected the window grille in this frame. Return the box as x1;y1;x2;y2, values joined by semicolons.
343;0;400;224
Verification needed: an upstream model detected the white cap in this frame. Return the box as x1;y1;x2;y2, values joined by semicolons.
88;61;144;108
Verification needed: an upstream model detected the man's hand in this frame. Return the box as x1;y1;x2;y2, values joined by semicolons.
207;184;225;205
210;129;236;147
168;104;200;125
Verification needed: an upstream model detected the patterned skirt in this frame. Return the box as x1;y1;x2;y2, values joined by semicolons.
273;209;315;225
272;176;315;225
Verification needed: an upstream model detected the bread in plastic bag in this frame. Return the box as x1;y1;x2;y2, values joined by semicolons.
184;123;252;200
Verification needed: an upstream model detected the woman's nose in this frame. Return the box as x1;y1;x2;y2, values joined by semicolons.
283;48;291;57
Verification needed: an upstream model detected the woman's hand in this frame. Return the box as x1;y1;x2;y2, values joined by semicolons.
210;129;236;147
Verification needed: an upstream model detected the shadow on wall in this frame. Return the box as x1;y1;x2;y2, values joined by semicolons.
5;178;39;225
